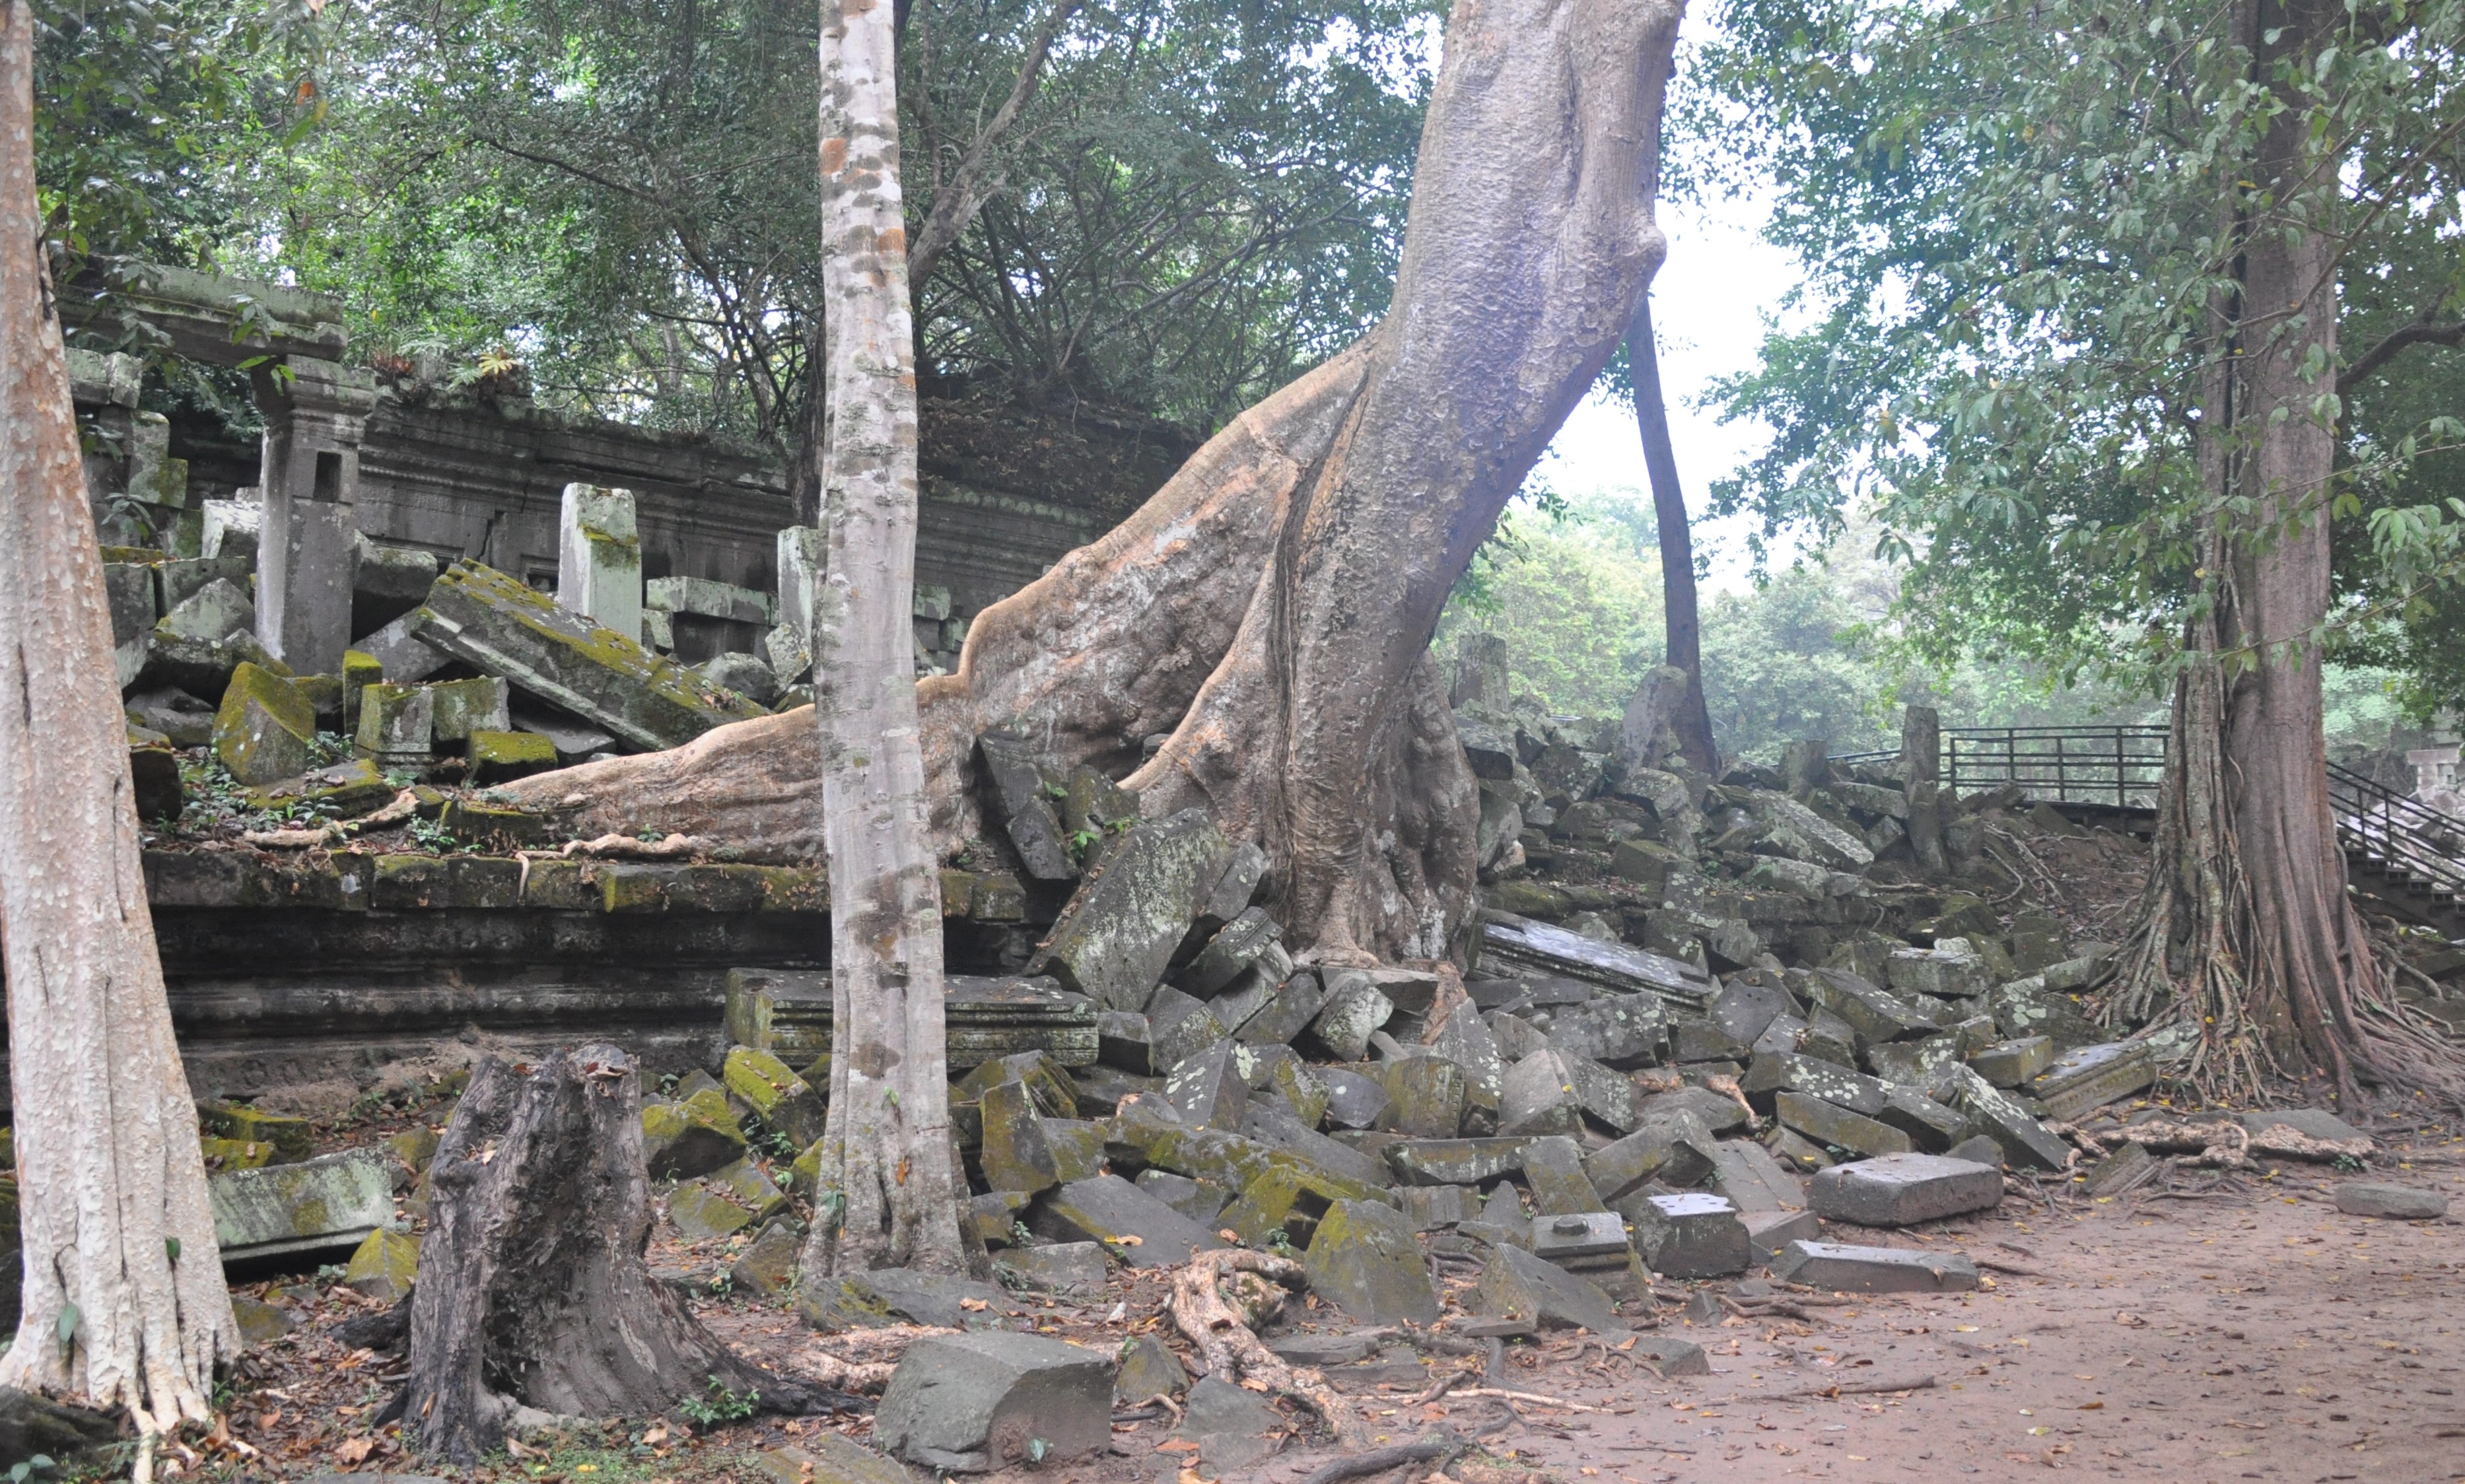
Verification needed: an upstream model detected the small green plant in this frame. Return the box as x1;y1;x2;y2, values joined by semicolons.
677;1374;757;1425
1011;1219;1034;1247
8;1452;54;1483
2332;1153;2366;1174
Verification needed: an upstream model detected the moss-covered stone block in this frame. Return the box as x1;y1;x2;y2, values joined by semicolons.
213;662;316;786
369;854;524;910
355;682;434;767
243;757;396;818
387;1126;440;1174
232;1293;293;1345
201;1137;279;1171
341;649;382;729
519;856;593;908
668;1159;787;1241
200;1102;314;1163
724;1047;827;1149
1305;1198;1440;1324
410;560;768;751
129;731;184;821
790;1136;825;1196
442;798;550;847
343;1227;419;1301
644;1089;747;1180
755;865;829;912
429;675;511;741
466;728;558;784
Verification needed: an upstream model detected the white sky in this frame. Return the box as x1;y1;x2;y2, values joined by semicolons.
1530;189;1805;595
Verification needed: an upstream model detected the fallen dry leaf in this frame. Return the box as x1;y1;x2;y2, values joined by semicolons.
333;1438;374;1464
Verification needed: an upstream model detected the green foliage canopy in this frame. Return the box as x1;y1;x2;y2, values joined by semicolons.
1689;0;2465;709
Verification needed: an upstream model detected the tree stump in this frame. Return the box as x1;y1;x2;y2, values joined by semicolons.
403;1045;831;1462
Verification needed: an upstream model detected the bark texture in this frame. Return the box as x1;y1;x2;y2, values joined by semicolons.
2118;0;2465;1107
405;1047;824;1463
800;0;967;1277
1626;296;1719;772
0;0;238;1429
501;0;1686;962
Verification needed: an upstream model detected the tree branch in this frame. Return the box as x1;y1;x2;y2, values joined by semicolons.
2343;314;2465;386
905;0;1084;288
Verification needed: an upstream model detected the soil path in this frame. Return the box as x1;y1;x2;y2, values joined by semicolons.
1257;1155;2465;1484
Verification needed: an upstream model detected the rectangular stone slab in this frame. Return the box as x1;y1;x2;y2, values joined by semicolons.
1706;1137;1805;1214
1743;1052;1888;1117
1519;1135;1606;1215
1809;1153;2003;1227
211;1149;394;1262
2029;1040;2155;1120
1035;810;1226;1013
1805;968;1940;1044
410;560;767;751
1029;1174;1226;1268
1941;1065;2072;1171
1770;1238;1980;1294
1385;1137;1527;1187
1774;1091;1913;1159
1478;910;1716;1011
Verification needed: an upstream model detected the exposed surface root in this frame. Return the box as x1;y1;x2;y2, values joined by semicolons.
2069;1117;2373;1168
1168;1250;1358;1443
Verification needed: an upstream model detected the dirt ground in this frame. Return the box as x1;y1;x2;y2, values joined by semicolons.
211;1112;2463;1484
1379;1143;2465;1484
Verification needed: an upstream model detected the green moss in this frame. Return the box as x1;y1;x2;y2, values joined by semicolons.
213;663;316;786
201;1102;314;1163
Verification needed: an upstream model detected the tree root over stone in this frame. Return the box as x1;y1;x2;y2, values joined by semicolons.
2066;1117;2373;1168
1168;1250;1360;1444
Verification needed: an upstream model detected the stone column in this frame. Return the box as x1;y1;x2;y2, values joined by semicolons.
1900;705;1947;871
254;356;376;676
555;483;642;642
766;524;827;681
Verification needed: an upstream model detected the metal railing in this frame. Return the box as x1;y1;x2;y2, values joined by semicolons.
2327;760;2465;906
1838;723;2465;912
1944;726;2170;808
1829;726;2169;808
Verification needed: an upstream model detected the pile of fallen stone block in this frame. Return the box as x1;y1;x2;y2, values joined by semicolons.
646;720;2199;1440
106;479;819;830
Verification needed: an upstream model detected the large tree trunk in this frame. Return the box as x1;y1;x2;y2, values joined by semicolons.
1626;296;1719;773
0;0;238;1434
500;0;1687;961
800;0;966;1277
2119;0;2465;1107
404;1047;826;1463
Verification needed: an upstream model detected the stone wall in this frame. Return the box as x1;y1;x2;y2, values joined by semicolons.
0;850;1060;1117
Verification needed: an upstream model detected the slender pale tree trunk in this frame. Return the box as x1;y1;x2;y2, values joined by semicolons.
0;0;238;1434
800;0;965;1277
1626;296;1718;772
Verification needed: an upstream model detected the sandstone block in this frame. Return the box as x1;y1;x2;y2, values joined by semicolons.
875;1331;1115;1471
1628;1192;1749;1278
1305;1198;1440;1324
1770;1238;1980;1293
2334;1181;2447;1220
1810;1153;2003;1226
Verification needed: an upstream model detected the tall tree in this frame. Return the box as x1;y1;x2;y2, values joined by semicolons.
0;0;238;1444
800;0;966;1276
1625;296;1719;770
1699;0;2465;1104
504;0;1688;964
